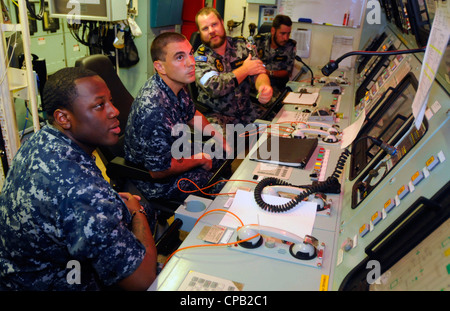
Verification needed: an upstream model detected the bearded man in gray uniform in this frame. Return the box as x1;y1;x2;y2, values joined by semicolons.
254;15;297;96
194;7;273;127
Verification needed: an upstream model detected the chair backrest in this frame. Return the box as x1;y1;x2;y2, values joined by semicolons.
75;54;133;134
75;54;134;164
189;31;202;52
187;32;212;114
258;22;272;34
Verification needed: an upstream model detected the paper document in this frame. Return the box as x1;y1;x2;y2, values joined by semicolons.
331;36;354;70
412;2;450;130
283;92;319;105
340;108;366;149
219;190;317;239
293;28;311;58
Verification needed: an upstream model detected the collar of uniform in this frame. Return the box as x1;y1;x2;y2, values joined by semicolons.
271;38;285;52
153;73;188;101
256;33;271;50
44;124;97;160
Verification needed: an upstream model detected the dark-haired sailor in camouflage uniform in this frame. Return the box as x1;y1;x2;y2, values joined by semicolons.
0;67;157;290
254;15;297;97
194;7;273;127
124;32;228;201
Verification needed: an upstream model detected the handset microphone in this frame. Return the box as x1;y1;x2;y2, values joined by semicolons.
370;137;398;156
352;136;398;156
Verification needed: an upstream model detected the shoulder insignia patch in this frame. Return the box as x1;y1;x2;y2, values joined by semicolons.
195;55;208;62
197;46;206;55
258;48;264;59
215;58;224;72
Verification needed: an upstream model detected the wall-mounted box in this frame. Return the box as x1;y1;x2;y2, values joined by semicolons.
150;0;183;28
48;0;128;22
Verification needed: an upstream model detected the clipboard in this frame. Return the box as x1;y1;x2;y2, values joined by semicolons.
283;92;319;105
250;136;318;168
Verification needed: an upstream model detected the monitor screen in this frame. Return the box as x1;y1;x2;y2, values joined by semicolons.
350;74;428;209
351;74;417;180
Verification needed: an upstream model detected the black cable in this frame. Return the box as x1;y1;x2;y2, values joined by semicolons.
68;22;90;47
322;47;426;76
241;7;246;37
253;136;393;213
334;47;425;63
295;56;314;86
26;0;44;21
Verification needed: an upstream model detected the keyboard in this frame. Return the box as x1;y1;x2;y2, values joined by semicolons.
178;271;243;291
276;110;310;124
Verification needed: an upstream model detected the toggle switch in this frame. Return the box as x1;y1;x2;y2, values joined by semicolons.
341;238;354;252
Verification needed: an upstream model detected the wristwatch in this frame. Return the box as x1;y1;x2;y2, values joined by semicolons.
131;206;147;219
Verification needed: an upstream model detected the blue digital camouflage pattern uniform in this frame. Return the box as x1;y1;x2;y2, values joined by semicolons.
124;74;222;200
194;36;266;127
0;125;146;290
254;33;296;95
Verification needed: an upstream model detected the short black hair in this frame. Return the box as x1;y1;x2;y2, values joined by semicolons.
42;67;97;123
272;15;292;29
150;32;187;62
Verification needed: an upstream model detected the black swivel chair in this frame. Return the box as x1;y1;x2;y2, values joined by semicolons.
188;31;212;115
190;31;202;51
258;22;272;34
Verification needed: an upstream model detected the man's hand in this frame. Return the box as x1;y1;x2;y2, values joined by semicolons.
223;141;233;158
242;54;267;76
117;192;156;291
257;84;273;104
119;192;142;214
196;152;213;171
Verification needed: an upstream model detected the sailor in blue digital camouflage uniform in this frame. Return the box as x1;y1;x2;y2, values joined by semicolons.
254;15;297;97
0;67;157;290
194;7;273;128
124;32;229;201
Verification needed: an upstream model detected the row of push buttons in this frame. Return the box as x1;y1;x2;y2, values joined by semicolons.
337;150;447;257
357;151;446;240
310;147;329;182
